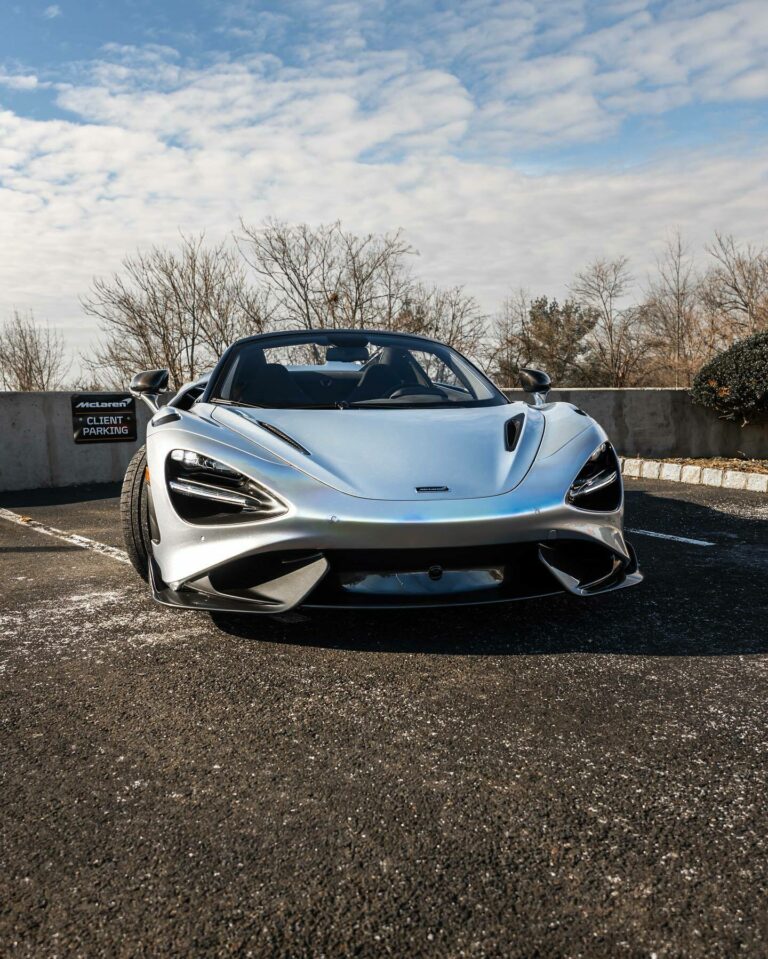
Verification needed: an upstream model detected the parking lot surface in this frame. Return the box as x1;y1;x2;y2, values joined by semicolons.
1;479;767;957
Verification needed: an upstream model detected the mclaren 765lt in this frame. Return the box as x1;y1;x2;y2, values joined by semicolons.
121;329;642;614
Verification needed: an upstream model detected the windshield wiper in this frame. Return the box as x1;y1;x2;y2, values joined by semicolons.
213;399;350;410
211;397;264;409
345;399;449;408
263;403;346;410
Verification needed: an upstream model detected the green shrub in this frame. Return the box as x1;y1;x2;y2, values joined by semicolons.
690;331;768;424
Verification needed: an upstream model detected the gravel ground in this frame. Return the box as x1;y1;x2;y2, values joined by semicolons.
1;478;767;958
659;458;768;474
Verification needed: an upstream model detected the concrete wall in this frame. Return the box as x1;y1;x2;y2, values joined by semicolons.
503;388;768;459
0;392;152;493
0;388;766;492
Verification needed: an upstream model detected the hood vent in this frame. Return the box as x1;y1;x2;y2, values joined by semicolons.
505;413;526;451
257;421;311;456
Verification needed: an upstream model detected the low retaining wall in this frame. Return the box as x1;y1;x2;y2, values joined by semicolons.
0;392;151;493
620;457;768;492
0;388;765;492
503;388;768;459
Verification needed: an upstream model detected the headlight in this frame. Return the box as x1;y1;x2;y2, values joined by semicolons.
170;449;240;476
567;442;621;511
166;449;287;524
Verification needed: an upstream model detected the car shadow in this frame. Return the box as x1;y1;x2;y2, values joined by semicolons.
208;596;768;657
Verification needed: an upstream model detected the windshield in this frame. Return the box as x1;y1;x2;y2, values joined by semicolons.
208;331;506;410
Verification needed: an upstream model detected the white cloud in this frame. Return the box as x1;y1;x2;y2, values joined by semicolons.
385;0;768;148
0;2;767;368
575;0;768;113
0;73;40;90
42;4;62;18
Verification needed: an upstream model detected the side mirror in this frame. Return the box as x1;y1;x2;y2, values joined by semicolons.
519;367;551;407
129;369;169;411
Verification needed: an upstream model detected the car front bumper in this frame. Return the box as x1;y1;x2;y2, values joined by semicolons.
147;500;642;614
146;421;642;614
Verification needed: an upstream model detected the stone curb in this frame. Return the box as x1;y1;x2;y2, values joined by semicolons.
620;457;768;493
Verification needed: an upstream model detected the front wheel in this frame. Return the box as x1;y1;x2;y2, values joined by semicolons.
121;445;151;581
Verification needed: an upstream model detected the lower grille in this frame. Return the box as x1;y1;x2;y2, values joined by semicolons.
309;543;559;607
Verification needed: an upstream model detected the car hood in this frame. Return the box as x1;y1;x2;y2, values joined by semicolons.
209;403;545;501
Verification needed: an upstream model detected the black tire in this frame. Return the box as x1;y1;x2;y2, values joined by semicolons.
121;445;151;581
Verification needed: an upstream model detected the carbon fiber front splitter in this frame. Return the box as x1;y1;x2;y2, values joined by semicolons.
149;539;642;615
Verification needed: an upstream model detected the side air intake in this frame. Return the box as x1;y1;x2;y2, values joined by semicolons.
505;413;526;451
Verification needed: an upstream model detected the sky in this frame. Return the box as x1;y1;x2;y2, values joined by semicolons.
1;0;768;365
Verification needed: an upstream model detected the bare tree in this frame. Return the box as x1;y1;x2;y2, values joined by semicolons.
376;255;419;330
0;311;69;391
700;232;768;338
482;290;530;385
238;219;417;330
571;257;648;387
66;374;111;391
643;232;704;387
82;233;269;389
237;217;489;359
394;284;487;360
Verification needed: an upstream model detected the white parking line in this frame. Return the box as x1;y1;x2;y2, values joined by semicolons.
0;507;131;564
627;527;715;547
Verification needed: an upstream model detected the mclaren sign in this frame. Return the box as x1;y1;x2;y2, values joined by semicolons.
71;394;137;444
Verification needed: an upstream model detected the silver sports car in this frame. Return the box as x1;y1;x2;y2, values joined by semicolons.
122;329;642;614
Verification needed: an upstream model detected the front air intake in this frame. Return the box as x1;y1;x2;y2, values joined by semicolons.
538;539;641;596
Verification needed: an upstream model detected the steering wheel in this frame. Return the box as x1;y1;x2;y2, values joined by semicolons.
389;385;448;399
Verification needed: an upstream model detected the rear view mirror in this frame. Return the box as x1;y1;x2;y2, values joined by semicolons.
326;346;369;363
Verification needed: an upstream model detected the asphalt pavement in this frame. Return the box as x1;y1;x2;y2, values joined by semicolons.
1;479;767;958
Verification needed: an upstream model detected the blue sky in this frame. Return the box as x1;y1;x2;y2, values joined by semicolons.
1;0;768;356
